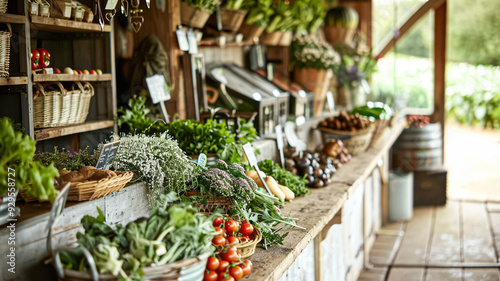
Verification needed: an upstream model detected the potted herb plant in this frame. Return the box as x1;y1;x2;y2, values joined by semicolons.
291;35;341;116
238;0;274;41
181;0;221;29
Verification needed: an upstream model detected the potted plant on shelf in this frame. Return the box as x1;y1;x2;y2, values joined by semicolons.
207;0;248;33
291;35;341;116
238;0;274;41
259;0;297;46
181;0;221;29
336;51;378;109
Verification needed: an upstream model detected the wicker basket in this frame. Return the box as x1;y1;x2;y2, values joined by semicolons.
76;82;94;123
215;227;262;259
319;125;375;156
55;251;211;281
33;82;66;128
238;23;265;41
0;0;7;13
260;31;283;46
207;8;247;32
185;191;233;214
180;1;211;29
0;23;11;78
21;171;134;202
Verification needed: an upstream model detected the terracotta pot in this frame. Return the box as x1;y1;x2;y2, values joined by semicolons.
238;23;265;41
260;31;283;46
324;26;357;45
278;31;293;46
294;68;333;116
180;2;211;29
207;8;248;32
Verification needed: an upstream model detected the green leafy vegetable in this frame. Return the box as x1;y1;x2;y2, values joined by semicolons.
255;160;310;197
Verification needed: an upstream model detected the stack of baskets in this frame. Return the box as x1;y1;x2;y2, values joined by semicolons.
0;23;11;78
33;81;94;128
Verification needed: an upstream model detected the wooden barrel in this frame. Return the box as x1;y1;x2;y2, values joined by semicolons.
392;123;442;172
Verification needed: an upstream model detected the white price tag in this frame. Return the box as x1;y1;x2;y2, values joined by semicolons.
284;121;306;153
45;68;54;74
146;74;171;104
105;0;119;10
197;153;207;168
326;91;335;115
275;125;285;168
243;143;258;166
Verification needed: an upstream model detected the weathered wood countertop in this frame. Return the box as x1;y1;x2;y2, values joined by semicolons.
247;120;406;281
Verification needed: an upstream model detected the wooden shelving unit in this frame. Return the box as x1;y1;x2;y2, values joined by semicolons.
0;13;26;24
34;120;114;141
0;76;29;85
33;73;112;82
30;15;112;33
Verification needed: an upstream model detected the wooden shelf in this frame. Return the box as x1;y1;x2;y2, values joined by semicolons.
0;76;28;85
198;40;253;48
0;13;26;24
30;15;111;33
33;73;112;82
34;120;114;141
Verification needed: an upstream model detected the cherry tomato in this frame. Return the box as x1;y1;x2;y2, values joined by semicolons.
215;227;225;236
241;260;252;277
229;266;243;280
213;217;224;228
239;223;254;236
227;237;239;245
239;236;250;243
204;270;218;281
217;275;234;281
220;246;239;262
224;219;239;234
217;260;229;273
212;236;226;245
206;257;220;271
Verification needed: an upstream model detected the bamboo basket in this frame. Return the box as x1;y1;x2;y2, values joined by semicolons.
215;227;262;259
185;191;233;214
21;171;134;202
54;251;211;281
319;125;375;156
0;23;11;78
180;1;211;29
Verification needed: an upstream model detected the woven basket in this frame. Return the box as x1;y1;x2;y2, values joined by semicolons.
215;227;262;259
56;252;211;281
0;23;11;78
21;171;134;202
207;8;247;32
180;1;211;29
0;0;7;14
185;191;233;214
238;23;265;41
76;82;93;123
66;82;83;125
260;31;283;46
33;82;66;128
319;125;375;156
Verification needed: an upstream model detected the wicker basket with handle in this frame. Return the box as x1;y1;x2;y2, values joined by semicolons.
0;23;11;77
66;82;83;125
76;82;94;123
33;82;66;128
21;171;134;202
215;227;262;259
0;0;7;13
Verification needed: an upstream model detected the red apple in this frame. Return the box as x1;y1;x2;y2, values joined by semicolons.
54;68;61;74
76;70;82;74
90;70;97;75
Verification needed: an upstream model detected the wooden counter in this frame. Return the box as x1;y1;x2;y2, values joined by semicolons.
0;119;405;281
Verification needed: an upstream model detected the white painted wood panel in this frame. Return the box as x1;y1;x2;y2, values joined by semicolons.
277;241;315;281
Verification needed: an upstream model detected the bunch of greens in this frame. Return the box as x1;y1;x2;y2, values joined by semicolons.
290;35;341;71
225;0;244;10
351;103;393;120
182;0;221;12
254;160;310;197
292;0;326;34
111;133;199;207
242;0;274;27
60;193;217;280
116;95;168;135
33;146;98;171
0;117;59;201
265;0;298;32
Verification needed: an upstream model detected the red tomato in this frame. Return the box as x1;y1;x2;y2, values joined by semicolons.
241;260;252;277
217;275;234;281
206;257;220;271
224;219;239;234
37;48;50;68
217;260;229;273
239;223;254;236
239;236;250;243
204;270;218;281
212;236;226;245
215;227;225;236
229;266;243;280
30;49;40;70
227;237;239;245
213;217;224;228
220;246;239;262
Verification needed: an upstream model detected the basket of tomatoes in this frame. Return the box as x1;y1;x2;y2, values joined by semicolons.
212;216;262;259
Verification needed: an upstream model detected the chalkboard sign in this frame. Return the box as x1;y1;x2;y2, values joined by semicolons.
95;141;121;170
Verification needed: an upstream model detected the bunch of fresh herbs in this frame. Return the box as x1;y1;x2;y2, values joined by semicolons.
182;0;221;12
60;193;218;281
33;146;98;171
0;117;59;201
242;0;274;27
112;133;199;207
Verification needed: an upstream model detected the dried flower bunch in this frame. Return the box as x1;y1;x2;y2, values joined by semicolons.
290;35;341;71
112;133;198;207
197;160;257;202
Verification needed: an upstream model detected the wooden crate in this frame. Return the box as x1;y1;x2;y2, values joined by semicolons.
413;168;447;206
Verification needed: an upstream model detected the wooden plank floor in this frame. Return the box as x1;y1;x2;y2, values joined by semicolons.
359;200;500;281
